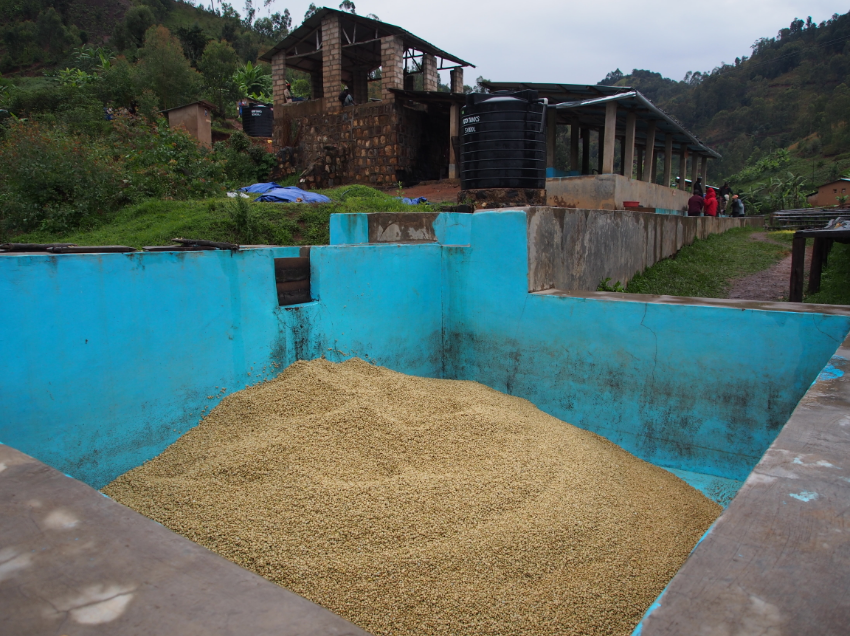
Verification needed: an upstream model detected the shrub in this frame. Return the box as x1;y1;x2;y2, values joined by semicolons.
0;121;124;232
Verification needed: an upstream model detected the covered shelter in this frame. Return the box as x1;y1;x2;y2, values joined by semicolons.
259;9;474;186
482;82;720;211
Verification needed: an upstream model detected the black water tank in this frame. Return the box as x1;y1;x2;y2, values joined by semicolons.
460;90;546;190
242;102;273;137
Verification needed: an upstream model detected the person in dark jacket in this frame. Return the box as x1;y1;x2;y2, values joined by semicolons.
704;188;718;216
688;192;705;216
718;182;731;214
693;177;704;196
730;194;745;217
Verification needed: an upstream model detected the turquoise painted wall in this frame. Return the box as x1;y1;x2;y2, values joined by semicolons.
2;211;847;488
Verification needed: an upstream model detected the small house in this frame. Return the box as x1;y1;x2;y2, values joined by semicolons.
806;178;850;207
161;100;215;148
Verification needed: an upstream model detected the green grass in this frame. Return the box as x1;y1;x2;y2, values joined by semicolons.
625;227;789;298
11;185;432;248
806;242;850;305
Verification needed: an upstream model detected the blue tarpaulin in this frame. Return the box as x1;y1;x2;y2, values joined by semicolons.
253;187;332;204
396;197;429;205
240;182;281;194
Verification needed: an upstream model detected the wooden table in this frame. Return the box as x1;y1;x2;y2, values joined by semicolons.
789;227;850;302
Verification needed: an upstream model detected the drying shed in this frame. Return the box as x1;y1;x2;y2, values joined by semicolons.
482;82;719;211
259;9;474;187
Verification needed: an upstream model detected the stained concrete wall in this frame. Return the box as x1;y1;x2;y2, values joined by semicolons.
546;173;692;211
526;207;764;291
1;212;847;489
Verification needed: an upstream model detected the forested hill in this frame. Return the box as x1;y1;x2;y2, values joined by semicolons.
0;0;291;74
600;12;850;189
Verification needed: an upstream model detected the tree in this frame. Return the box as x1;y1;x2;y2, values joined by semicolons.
254;10;291;39
137;26;201;109
124;6;157;47
339;0;355;14
304;3;319;20
176;23;210;65
233;60;271;99
199;39;240;114
599;68;624;86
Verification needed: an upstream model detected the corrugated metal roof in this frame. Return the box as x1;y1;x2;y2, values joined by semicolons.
481;81;720;159
259;8;473;68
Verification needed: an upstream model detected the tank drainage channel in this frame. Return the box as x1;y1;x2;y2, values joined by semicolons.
274;248;312;306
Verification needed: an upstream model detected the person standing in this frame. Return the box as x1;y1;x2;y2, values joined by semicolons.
704;188;718;216
719;182;731;215
688;191;705;216
693;177;704;196
283;82;294;104
730;194;745;217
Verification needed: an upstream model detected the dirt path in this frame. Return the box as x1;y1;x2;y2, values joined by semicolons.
394;180;460;203
727;232;811;301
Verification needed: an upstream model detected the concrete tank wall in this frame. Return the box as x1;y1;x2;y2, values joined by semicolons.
546;174;694;211
1;211;847;489
526;207;763;291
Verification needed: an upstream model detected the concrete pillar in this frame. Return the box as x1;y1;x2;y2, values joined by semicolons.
623;112;636;179
701;155;709;186
597;128;604;174
642;121;657;183
602;101;617;174
449;102;459;179
581;127;590;175
546;109;557;170
422;54;438;92
617;136;625;175
678;148;688;190
450;68;464;93
636;146;644;181
689;149;698;192
380;35;404;100
570;123;579;173
321;14;342;103
271;51;287;109
663;135;673;187
351;67;368;105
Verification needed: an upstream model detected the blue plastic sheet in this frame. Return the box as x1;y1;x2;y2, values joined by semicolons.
253;187;332;204
396;197;429;205
240;182;281;194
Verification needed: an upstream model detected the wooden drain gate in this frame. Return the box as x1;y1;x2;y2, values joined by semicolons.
274;248;312;306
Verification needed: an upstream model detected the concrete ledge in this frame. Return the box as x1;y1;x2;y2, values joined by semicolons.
635;332;850;635
534;290;850;316
0;445;368;636
546;173;692;211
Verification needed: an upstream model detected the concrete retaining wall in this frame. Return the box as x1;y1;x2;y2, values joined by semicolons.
1;211;846;488
526;207;764;291
546;173;693;211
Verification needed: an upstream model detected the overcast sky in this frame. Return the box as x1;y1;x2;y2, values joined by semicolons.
255;1;845;86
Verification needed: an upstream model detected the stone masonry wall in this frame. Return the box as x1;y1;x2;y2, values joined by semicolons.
273;100;423;189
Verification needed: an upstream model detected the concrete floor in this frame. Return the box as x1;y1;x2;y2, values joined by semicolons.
0;445;367;636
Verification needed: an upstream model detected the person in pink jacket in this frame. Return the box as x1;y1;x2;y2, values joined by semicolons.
704;188;718;217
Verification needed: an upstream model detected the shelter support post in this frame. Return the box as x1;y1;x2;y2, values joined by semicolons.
663;135;673;187
321;14;342;104
450;68;463;93
690;153;699;192
808;238;833;294
422;54;438;92
570;124;580;173
449;103;459;179
642;121;657;183
546;109;557;170
602;101;617;174
701;155;709;187
623;112;636;179
597;128;604;174
636;146;644;181
581;128;590;175
789;234;807;302
380;35;404;100
616;137;625;175
271;51;287;110
678;148;688;190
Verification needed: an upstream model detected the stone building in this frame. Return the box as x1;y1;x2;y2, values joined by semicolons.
806;178;850;207
258;9;473;188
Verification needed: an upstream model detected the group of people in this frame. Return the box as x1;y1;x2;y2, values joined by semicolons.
687;179;745;217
